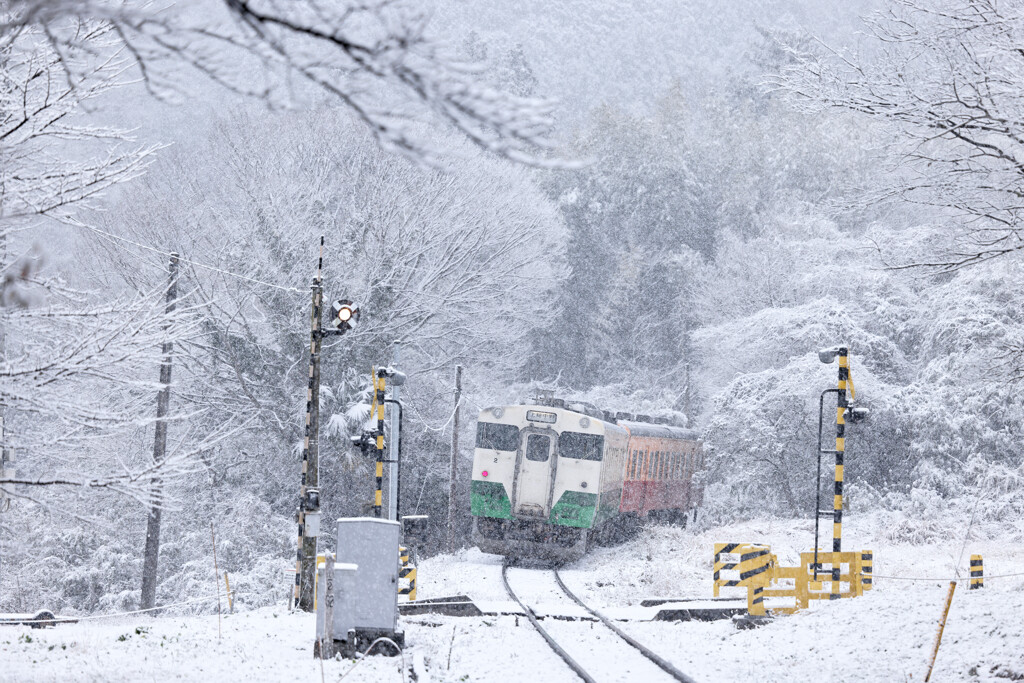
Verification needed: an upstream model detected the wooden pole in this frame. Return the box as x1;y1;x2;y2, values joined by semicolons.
447;366;463;553
296;238;325;612
683;362;691;421
925;581;957;681
211;523;221;639
140;252;179;611
224;572;234;613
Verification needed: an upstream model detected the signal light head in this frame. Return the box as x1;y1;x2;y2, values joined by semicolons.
846;405;870;424
819;346;842;364
330;299;360;331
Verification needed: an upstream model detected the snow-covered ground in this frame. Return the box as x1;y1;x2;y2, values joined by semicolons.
4;515;1023;682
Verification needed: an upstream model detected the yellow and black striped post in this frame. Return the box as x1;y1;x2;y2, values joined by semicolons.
372;370;387;518
399;546;417;601
861;550;873;592
970;554;983;589
830;347;849;600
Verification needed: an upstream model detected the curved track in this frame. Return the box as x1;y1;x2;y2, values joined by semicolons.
500;561;699;683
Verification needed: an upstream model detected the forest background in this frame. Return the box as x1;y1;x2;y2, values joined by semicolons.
3;0;1023;613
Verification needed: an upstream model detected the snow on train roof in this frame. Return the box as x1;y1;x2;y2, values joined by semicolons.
617;420;700;441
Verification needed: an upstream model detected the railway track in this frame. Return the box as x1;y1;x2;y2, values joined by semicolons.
500;561;699;683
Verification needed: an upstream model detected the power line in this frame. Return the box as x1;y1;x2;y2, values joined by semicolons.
74;221;305;294
872;571;1024;582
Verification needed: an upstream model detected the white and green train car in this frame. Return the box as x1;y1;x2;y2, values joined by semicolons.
470;402;702;562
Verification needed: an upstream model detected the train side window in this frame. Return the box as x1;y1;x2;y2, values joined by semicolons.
475;422;520;451
558;431;604;461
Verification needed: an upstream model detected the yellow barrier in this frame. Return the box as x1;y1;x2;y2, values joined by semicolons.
715;544;872;615
713;543;772;596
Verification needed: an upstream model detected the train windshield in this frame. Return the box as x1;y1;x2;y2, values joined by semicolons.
475;422;520;451
558;432;604;461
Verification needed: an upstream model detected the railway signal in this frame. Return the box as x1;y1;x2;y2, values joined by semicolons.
329;299;360;332
814;345;870;598
294;236;362;613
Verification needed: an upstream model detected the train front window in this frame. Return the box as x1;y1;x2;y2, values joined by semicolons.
525;434;550;462
475;422;520;451
559;432;604;461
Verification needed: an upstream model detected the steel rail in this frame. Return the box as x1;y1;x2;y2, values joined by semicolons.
500;561;596;683
553;570;699;683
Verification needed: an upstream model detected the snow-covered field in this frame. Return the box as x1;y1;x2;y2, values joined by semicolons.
4;516;1023;682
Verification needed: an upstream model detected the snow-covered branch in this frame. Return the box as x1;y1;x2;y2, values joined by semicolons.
3;0;566;166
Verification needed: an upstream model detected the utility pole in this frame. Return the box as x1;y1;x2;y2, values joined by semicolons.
140;252;179;611
446;365;462;552
683;362;692;423
295;240;325;612
387;342;401;521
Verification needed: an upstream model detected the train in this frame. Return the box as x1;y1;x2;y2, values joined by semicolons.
470;397;703;562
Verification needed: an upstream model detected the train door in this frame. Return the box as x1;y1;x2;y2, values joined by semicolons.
513;429;556;517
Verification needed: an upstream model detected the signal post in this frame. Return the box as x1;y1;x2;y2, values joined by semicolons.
294;237;360;612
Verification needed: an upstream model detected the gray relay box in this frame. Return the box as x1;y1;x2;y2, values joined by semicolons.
316;517;403;658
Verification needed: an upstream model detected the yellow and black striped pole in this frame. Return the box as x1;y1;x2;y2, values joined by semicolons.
399;546;417;601
831;347;849;600
861;549;873;592
970;554;983;589
372;370;386;518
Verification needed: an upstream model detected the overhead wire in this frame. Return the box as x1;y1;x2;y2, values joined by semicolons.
871;571;1024;582
73;221;305;294
18;592;250;623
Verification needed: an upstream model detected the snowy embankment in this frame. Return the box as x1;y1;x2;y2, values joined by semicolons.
3;515;1022;682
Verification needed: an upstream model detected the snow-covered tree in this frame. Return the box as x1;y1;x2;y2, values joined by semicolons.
782;0;1024;270
0;18;202;511
73;107;566;599
4;0;563;165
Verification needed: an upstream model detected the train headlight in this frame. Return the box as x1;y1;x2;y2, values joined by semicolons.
490;407;504;419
